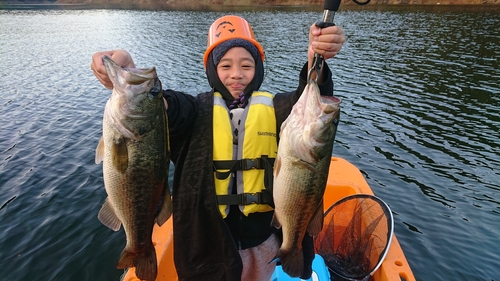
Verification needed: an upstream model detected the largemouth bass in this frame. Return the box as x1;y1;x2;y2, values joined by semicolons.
271;80;341;277
95;57;172;281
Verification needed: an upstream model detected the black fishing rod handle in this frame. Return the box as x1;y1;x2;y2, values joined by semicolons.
324;0;341;12
309;0;340;82
315;21;336;29
316;0;341;28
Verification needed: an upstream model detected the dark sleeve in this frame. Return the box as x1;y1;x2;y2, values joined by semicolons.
273;61;334;141
162;89;198;162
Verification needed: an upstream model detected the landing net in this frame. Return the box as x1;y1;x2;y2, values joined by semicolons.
314;194;394;281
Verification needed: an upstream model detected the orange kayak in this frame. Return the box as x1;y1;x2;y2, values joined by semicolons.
123;157;415;281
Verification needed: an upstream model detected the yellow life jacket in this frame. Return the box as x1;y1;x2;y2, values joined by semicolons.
213;91;277;218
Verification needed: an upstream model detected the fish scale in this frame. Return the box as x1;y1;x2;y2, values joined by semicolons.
272;80;341;278
95;57;172;281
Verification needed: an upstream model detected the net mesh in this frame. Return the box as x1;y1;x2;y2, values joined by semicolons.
314;194;393;281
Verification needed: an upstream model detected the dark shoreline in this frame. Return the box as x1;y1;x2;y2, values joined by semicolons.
1;2;500;11
0;3;326;11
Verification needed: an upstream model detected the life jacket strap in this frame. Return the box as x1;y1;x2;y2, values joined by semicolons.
213;156;275;180
213;155;275;208
217;191;274;207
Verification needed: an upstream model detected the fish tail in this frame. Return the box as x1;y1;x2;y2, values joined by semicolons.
117;245;157;281
277;248;304;278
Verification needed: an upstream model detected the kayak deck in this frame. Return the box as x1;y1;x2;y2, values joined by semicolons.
122;157;415;281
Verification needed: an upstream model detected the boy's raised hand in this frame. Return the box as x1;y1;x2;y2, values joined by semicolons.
308;24;345;67
91;50;136;89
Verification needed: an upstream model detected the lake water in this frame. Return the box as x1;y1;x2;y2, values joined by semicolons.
0;5;499;281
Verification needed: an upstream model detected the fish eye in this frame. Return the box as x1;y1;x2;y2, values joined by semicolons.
150;87;160;96
149;79;162;97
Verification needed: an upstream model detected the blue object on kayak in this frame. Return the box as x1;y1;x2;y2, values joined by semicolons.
271;254;330;281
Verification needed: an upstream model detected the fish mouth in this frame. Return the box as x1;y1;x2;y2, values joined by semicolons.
322;96;341;103
319;96;341;115
102;56;157;89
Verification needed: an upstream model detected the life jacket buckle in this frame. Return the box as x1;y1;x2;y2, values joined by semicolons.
243;193;259;204
242;158;260;170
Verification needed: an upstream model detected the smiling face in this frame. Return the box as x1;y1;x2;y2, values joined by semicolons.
216;47;256;99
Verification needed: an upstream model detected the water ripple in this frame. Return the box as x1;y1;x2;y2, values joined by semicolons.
1;7;499;281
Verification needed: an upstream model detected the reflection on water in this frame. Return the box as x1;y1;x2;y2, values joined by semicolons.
0;6;499;281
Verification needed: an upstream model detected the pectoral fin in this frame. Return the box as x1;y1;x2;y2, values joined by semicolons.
155;182;172;226
112;137;128;173
270;213;282;229
97;198;122;231
307;200;324;235
95;137;104;164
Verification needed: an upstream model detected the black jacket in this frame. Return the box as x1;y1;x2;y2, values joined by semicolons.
162;62;334;281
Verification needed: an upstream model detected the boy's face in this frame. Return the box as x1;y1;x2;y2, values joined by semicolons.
216;47;256;99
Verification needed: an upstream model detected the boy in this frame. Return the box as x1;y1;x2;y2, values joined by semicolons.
91;15;345;281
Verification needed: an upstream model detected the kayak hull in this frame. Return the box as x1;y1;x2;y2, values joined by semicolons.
122;157;415;281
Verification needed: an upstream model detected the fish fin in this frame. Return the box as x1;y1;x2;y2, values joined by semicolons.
117;244;158;281
116;250;135;269
156;144;172;226
273;155;281;177
307;201;324;235
112;137;128;173
165;112;170;153
95;137;104;164
155;185;172;226
270;214;281;229
277;248;304;278
97;198;122;231
268;256;280;264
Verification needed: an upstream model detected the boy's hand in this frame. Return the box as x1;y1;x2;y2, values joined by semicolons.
308;24;345;69
90;50;135;89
